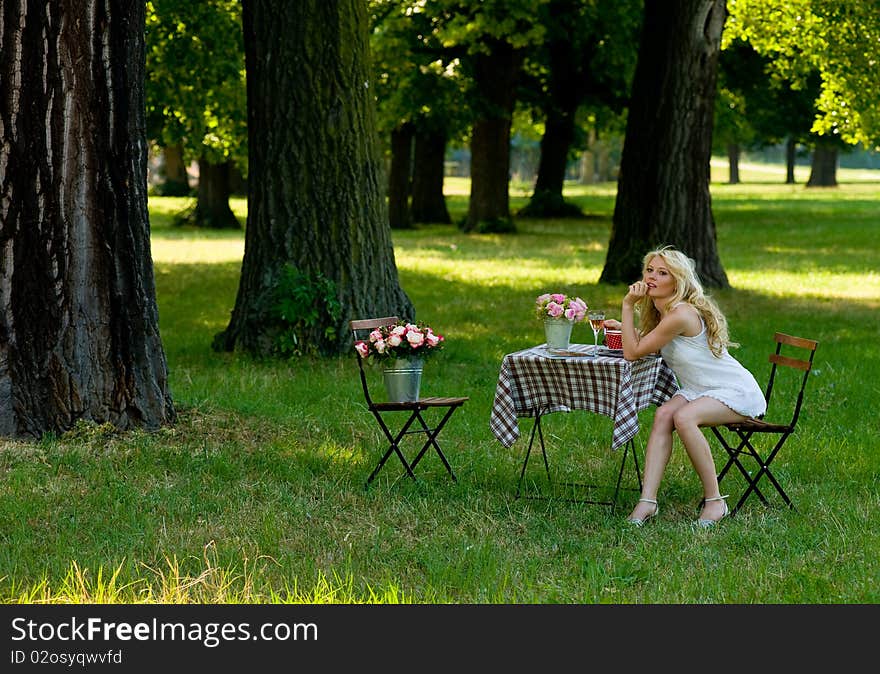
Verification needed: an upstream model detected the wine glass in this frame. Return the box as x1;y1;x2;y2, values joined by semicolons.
588;310;605;356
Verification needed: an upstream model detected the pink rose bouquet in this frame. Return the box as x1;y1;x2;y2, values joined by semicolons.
354;320;444;362
535;293;588;322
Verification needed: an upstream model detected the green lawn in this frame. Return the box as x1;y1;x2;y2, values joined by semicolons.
1;173;878;603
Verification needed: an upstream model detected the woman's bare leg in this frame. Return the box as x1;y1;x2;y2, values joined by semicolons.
627;396;688;521
672;397;748;522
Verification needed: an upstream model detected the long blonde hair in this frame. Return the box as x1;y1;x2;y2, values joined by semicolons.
637;246;734;357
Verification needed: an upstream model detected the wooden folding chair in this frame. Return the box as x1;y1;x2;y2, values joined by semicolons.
350;317;468;487
712;332;819;516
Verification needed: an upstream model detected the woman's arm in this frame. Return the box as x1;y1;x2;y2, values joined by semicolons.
618;283;690;360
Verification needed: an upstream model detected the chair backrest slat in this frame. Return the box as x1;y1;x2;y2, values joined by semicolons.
765;332;818;428
350;316;399;332
769;353;812;371
774;332;818;351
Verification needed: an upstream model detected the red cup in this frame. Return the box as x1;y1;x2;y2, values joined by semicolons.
605;329;622;350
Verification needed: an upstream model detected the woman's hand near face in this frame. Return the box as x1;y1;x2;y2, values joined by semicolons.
624;281;648;306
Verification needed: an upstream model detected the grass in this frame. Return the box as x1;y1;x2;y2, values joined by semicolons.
1;169;878;604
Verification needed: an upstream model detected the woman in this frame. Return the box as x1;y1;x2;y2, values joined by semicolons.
603;246;766;527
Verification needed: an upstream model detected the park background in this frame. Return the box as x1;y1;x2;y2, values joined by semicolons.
1;1;879;604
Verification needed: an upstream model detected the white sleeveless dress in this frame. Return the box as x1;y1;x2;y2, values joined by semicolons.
660;316;767;418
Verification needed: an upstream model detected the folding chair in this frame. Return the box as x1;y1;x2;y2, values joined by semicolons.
350;317;468;487
712;332;819;516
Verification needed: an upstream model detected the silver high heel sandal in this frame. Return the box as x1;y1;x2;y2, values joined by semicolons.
626;498;659;526
696;495;729;528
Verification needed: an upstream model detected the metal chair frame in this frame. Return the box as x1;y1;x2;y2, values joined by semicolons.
712;332;819;516
351;316;468;487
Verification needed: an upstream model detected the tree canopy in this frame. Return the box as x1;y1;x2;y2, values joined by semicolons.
726;0;880;149
145;0;247;172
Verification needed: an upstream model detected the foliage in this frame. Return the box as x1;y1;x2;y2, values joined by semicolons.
145;0;247;170
715;38;822;154
272;266;342;358
535;293;588;322
369;1;472;142
726;0;880;149
354;320;445;363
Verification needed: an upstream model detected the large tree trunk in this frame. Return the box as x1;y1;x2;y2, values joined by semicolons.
727;143;740;184
0;0;175;438
177;158;241;229
216;0;413;356
463;43;522;233
600;0;729;288
410;129;451;224
388;123;414;230
160;143;192;196
519;105;583;218
806;142;838;187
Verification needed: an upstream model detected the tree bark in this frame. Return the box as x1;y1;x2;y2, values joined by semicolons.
216;0;413;356
179;158;240;229
410;130;451;224
600;0;729;288
785;136;797;184
0;0;175;438
806;142;838;187
463;43;522;233
388;123;414;229
229;162;248;196
727;143;740;184
519;106;584;217
160;143;191;196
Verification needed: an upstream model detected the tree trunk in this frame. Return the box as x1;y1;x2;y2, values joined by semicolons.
463;43;522;233
0;0;175;438
519;105;583;218
727;143;740;184
229;162;248;196
160;143;191;196
600;0;729;288
410;130;451;224
806;142;838;187
180;158;240;229
388;123;414;230
216;0;413;356
785;136;797;184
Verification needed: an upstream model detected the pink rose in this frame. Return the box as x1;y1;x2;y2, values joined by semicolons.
354;341;369;358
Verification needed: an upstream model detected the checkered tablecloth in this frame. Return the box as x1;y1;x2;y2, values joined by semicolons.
489;344;680;449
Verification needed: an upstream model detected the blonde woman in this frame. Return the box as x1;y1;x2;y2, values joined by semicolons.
603;246;766;527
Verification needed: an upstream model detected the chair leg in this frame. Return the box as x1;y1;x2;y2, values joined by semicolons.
712;427;771;509
409;408;459;482
365;409;420;486
732;432;795;515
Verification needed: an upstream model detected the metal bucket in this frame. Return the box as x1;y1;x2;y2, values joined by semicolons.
382;358;424;402
544;319;573;350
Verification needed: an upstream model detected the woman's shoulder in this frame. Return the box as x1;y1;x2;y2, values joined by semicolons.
667;302;703;335
668;301;698;317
